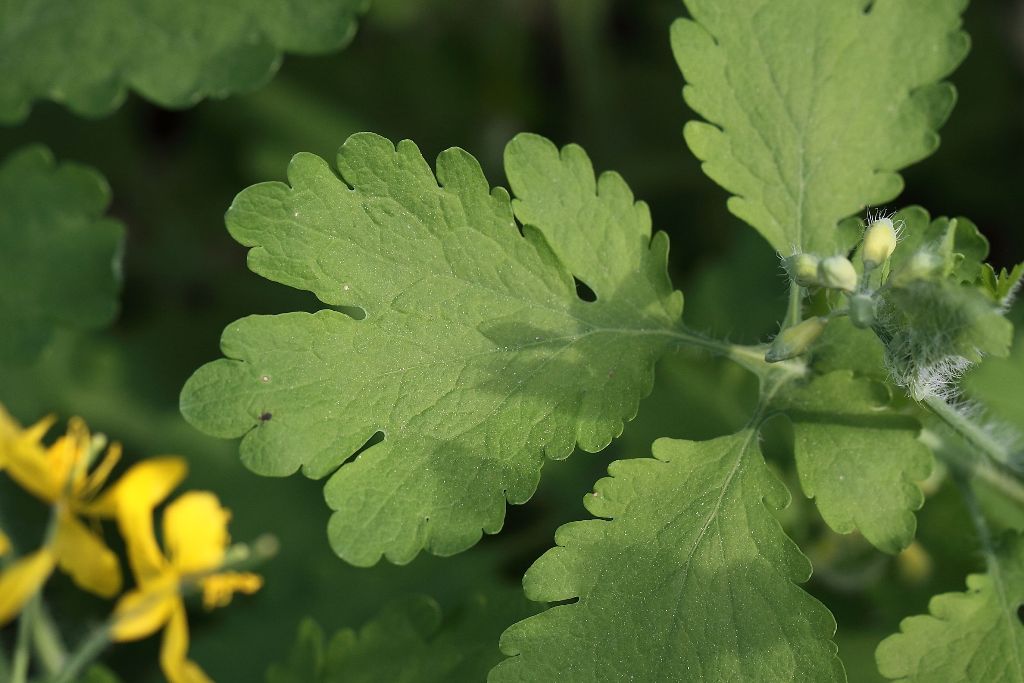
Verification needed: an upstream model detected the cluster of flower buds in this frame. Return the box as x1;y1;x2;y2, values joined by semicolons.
770;212;903;362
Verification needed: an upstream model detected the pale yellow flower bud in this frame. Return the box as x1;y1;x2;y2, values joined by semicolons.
818;256;858;293
785;253;820;287
862;218;898;271
765;316;829;363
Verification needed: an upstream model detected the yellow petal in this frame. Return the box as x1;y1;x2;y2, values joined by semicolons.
84;456;188;518
53;509;122;598
0;528;10;556
109;576;178;642
160;602;213;683
0;548;56;626
83;457;187;583
200;572;263;610
163;492;230;574
2;416;63;503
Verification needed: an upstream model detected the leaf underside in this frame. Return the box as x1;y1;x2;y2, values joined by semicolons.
491;432;844;682
0;146;124;363
672;0;969;254
0;0;368;123
180;132;683;566
773;371;932;553
876;532;1024;682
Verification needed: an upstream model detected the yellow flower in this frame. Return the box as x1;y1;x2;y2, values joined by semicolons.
0;406;186;625
0;528;9;556
107;491;262;683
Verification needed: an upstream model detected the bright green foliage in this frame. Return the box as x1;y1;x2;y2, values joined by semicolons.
877;276;1013;398
267;593;536;683
887;207;988;285
773;371;932;553
491;433;844;682
0;0;367;123
671;0;968;255
967;337;1024;431
0;146;124;362
867;207;1014;397
876;532;1024;682
180;132;683;566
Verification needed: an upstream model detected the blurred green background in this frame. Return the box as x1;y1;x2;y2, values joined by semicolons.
1;1;1022;680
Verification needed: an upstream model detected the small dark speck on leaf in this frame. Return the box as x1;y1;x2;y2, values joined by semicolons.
1017;604;1024;625
259;412;272;423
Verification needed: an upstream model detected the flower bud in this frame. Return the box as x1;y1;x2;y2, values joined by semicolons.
862;218;898;271
818;256;858;293
765;316;829;363
785;253;820;287
849;292;875;329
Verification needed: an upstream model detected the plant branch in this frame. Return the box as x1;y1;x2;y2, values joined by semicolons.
922;395;1016;471
920;428;1024;509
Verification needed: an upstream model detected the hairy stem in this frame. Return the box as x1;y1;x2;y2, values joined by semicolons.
920;428;1024;509
923;395;1016;471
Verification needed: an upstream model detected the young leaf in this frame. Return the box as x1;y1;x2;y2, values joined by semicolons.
267;592;537;683
876;532;1024;682
772;371;932;553
180;133;683;566
0;146;124;363
491;432;845;682
0;0;368;123
671;0;969;255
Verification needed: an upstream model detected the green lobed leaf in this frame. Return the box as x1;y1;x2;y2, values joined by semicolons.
772;371;932;553
180;132;684;566
876;532;1024;682
0;145;124;363
491;432;844;682
267;592;537;683
887;206;989;285
671;0;969;255
0;0;368;124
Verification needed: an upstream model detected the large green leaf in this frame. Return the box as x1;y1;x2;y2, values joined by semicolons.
773;371;932;553
876;532;1024;682
180;132;683;566
0;0;368;123
267;592;536;683
491;432;844;682
671;0;969;254
0;146;124;363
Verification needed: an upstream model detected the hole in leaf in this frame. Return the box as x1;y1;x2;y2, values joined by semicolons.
1017;604;1024;625
574;277;597;302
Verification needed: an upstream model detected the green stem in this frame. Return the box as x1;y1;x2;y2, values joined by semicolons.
784;281;803;329
920;429;1024;509
33;601;67;675
48;625;110;683
666;326;806;381
11;596;38;683
922;396;1015;469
